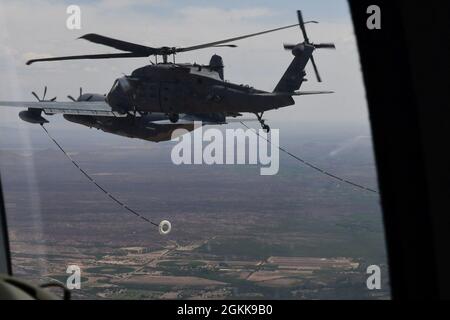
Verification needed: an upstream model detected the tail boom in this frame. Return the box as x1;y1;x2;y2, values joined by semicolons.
273;44;314;93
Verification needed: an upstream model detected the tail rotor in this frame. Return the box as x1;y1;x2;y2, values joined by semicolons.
283;10;336;82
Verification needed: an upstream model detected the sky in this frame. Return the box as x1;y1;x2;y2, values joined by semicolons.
0;0;370;128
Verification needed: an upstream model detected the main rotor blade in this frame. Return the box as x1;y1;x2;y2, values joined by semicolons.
212;44;237;48
26;52;148;65
314;43;336;49
310;55;321;82
176;23;300;53
297;10;310;44
79;34;159;55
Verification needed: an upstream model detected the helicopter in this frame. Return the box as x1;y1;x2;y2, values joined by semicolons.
0;10;335;139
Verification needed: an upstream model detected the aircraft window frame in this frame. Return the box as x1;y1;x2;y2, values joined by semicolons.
0;178;11;275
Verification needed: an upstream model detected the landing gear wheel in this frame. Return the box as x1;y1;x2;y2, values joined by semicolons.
169;113;179;123
263;124;271;133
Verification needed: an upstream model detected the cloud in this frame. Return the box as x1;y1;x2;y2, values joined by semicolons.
180;7;273;22
82;66;99;73
22;52;54;61
329;135;370;157
96;0;164;9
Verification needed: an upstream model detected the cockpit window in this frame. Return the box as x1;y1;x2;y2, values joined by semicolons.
110;80;119;93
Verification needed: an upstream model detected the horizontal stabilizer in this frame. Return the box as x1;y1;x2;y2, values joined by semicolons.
256;91;334;97
291;90;334;96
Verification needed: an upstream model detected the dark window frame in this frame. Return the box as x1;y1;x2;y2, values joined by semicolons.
349;0;450;299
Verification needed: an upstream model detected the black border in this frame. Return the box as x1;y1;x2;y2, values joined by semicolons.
349;0;450;299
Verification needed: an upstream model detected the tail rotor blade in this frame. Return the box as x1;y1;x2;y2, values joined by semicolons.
310;55;322;82
283;43;296;50
297;10;310;44
79;87;82;97
67;95;76;102
43;86;47;100
315;43;336;49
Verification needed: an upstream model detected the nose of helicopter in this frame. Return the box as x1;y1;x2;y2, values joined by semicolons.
106;77;134;113
117;76;132;92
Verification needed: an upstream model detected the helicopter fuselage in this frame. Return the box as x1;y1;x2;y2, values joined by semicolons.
106;63;295;116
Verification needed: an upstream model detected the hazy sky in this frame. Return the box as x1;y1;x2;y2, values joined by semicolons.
0;0;369;127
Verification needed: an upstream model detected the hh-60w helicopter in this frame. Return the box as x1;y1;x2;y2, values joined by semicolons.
0;10;335;141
